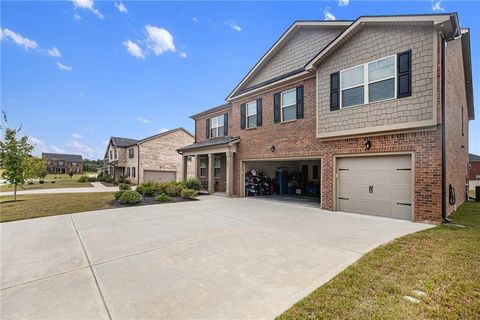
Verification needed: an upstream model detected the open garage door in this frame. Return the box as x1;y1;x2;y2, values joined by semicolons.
244;158;321;207
143;170;176;183
337;155;412;220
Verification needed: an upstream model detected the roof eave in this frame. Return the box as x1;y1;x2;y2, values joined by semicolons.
460;28;475;120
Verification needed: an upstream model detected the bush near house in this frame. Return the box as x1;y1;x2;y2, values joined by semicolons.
155;193;171;203
114;190;125;200
119;183;131;191
119;190;142;204
181;188;198;199
182;178;202;191
165;183;183;197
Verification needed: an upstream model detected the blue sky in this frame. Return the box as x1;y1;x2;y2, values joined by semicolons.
1;0;479;159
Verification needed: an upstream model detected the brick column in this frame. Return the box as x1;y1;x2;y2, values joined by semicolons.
226;151;233;196
208;153;215;193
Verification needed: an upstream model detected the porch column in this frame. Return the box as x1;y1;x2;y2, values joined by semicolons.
208;153;215;193
182;156;188;181
192;155;197;178
226;151;233;196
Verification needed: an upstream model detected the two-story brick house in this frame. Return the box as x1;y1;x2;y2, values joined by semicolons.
42;153;83;174
178;13;474;223
104;128;195;184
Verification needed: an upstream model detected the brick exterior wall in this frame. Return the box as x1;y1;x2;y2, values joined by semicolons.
469;162;480;181
316;25;435;136
195;108;233;143
46;161;83;174
245;27;345;88
138;129;195;183
445;37;469;214
125;145;139;184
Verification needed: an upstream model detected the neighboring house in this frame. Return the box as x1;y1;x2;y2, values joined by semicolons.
469;153;480;192
104;128;195;184
178;13;474;223
42;153;83;174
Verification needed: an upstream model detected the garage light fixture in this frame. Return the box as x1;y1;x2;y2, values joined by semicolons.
364;140;372;150
271;145;276;152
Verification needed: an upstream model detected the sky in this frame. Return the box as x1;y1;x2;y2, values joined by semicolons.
1;0;479;159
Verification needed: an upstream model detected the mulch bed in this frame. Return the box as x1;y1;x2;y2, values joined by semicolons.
111;195;199;208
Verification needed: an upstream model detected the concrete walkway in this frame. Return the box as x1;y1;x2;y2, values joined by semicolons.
0;196;432;319
0;182;119;197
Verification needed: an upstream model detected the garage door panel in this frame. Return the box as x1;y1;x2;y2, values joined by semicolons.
144;170;176;183
337;155;412;220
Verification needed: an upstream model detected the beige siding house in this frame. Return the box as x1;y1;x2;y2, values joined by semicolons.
104;128;195;184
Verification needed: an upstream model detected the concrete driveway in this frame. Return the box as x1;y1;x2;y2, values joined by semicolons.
0;196;432;319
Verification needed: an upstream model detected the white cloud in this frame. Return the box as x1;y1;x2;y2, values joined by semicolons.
71;133;82;139
48;47;61;57
157;128;169;134
192;17;199;23
1;28;38;50
338;0;349;6
115;2;128;13
123;39;145;59
323;7;336;21
83;127;95;132
66;140;102;159
57;62;73;71
227;20;242;32
73;13;82;21
102;140;109;146
432;0;445;12
50;145;67;154
145;25;176;55
179;51;187;58
72;0;104;19
137;116;151;124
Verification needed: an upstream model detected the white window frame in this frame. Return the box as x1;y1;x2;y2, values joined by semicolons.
340;54;397;109
281;88;297;122
214;158;221;178
209;115;225;138
200;158;207;177
246;100;257;128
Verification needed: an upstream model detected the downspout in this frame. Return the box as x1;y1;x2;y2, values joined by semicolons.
441;37;451;224
137;144;140;185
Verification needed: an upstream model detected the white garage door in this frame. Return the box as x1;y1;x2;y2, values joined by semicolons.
143;170;176;183
337;155;412;220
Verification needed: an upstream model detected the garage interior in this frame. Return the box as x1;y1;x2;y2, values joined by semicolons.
244;159;321;207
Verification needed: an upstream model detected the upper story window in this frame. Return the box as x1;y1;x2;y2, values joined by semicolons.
71;162;77;166
281;89;297;121
57;161;64;166
199;158;207;177
114;149;117;159
128;148;134;158
340;55;396;108
210;115;225;138
214;158;221;178
110;150;113;160
246;101;257;128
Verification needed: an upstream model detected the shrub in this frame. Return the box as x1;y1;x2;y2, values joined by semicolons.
78;175;88;182
119;183;131;191
136;182;160;195
114;190;125;200
165;184;183;197
181;188;198;199
123;179;131;185
119;190;141;204
113;181;119;186
51;181;56;184
39;180;44;184
182;178;202;191
28;181;34;185
87;177;97;182
155;193;171;203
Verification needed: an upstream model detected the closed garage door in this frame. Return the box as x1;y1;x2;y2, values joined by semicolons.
337;155;412;220
143;170;176;183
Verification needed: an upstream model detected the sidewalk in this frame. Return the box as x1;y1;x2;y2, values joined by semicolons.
0;182;119;197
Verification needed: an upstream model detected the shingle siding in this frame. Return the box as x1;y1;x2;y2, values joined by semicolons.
316;25;436;136
245;27;345;88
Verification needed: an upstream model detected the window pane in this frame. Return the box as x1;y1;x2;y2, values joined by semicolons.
217;126;224;137
210;128;217;138
210;116;217;127
368;78;395;102
214;159;221;168
217;115;224;126
341;65;364;88
247;115;257;128
342;86;364;107
281;90;296;107
246;101;257;115
282;105;296;121
214;168;221;178
368;56;395;82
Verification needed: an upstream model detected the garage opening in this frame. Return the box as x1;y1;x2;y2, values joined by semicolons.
336;154;412;220
244;159;321;207
143;170;176;183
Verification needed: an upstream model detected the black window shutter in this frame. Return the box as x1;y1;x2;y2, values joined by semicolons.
330;72;340;111
256;99;263;127
397;50;412;98
205;118;210;139
273;93;281;123
240;103;246;130
224;113;228;136
296;85;304;119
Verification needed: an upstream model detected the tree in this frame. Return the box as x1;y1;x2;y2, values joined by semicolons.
0;114;34;201
67;169;74;178
28;157;48;182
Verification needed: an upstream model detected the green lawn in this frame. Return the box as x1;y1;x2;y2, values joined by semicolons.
0;174;92;192
278;201;480;320
0;192;115;222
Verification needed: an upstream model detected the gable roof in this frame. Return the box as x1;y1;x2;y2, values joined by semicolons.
190;103;231;120
137;127;194;144
110;137;139;147
42;153;83;162
177;136;240;153
226;20;352;100
470;153;480;162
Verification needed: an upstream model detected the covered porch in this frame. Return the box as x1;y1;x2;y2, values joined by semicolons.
177;137;239;196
